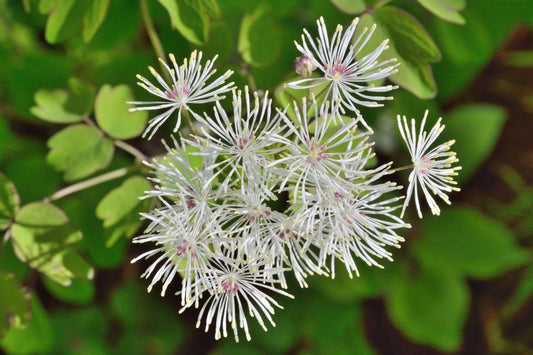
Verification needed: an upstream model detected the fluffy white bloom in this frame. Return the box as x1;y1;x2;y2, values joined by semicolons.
287;17;398;118
183;256;293;342
397;110;461;218
189;87;288;192
144;139;217;224
131;200;220;305
129;50;235;139
294;164;409;278
271;97;371;203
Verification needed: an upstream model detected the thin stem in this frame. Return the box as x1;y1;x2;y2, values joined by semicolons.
183;109;197;136
388;164;414;174
140;0;170;82
114;140;149;162
45;166;136;202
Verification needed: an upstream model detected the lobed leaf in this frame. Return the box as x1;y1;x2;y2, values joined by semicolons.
159;0;211;45
416;205;530;279
9;202;94;286
30;78;95;124
385;267;469;351
238;4;283;68
95;176;151;246
47;124;114;182
329;0;366;14
360;6;440;99
95;84;148;140
42;0;92;44
442;104;506;183
82;0;109;42
417;0;465;24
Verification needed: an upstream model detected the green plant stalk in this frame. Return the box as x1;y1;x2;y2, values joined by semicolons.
45;166;136;202
140;0;170;82
114;140;149;162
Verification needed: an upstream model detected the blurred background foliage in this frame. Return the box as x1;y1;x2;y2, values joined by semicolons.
0;0;532;353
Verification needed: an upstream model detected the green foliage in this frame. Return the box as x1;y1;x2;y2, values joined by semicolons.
95;84;148;140
0;0;531;353
238;4;283;68
0;271;31;338
159;0;220;45
82;0;109;42
39;0;108;44
361;5;440;99
0;173;19;230
0;293;53;354
417;0;465;24
329;0;367;14
96;176;151;246
9;202;93;286
42;277;95;306
47;124;115;181
385;266;469;351
442;104;507;183
417;205;530;279
30;78;95;124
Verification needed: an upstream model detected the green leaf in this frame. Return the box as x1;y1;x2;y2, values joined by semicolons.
329;0;366;14
0;173;19;230
30;78;95;124
64;78;96;118
30;90;82;124
42;0;92;44
360;6;440;99
442;104;506;183
417;0;465;24
159;0;211;45
9;202;94;286
238;4;283;67
42;277;94;305
96;176;148;228
0;293;53;354
47;124;114;182
82;0;109;42
416;205;530;279
0;272;31;338
96;176;151;246
385;267;469;351
94;84;148;140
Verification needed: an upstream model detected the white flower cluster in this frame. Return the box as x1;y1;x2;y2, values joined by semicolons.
130;17;461;342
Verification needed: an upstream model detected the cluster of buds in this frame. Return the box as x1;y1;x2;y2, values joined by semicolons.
129;16;461;342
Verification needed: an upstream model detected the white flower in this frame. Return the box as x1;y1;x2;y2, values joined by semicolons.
129;50;235;139
294;166;408;279
397;110;461;218
144;139;217;224
188;87;288;192
287;17;399;118
183;256;293;342
271;97;371;203
131;200;220;305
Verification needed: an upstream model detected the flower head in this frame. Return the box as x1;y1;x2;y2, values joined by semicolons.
184;256;293;342
397;110;461;218
129;50;235;139
287;17;399;117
